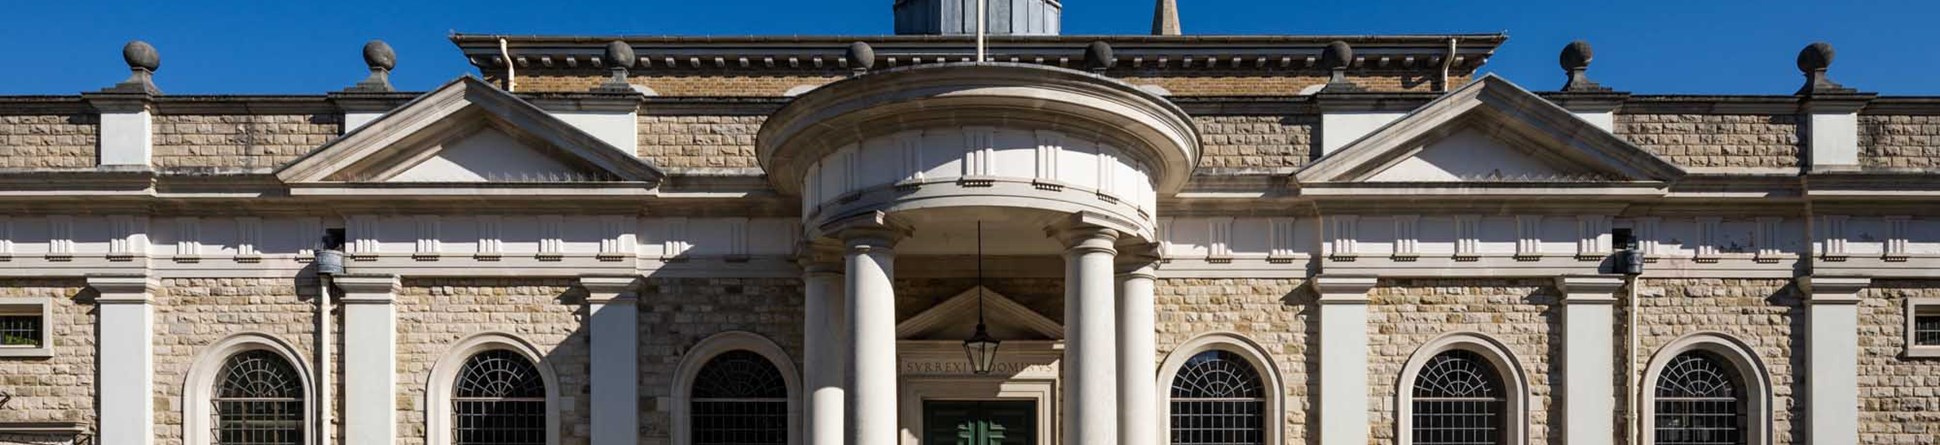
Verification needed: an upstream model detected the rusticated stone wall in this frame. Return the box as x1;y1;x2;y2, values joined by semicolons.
1365;279;1560;445
0;114;97;169
0;279;93;433
1857;280;1940;443
1614;114;1801;169
636;115;766;169
1633;278;1803;444
1194;115;1316;170
152;114;343;170
395;278;588;445
1153;278;1314;445
1859;115;1940;170
151;278;339;445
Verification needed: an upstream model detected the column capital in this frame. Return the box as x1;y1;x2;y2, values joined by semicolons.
579;275;642;305
1556;275;1624;304
1802;275;1870;305
1115;242;1161;277
1314;275;1377;304
334;274;402;304
821;211;911;248
1048;212;1124;254
87;274;159;304
796;239;846;275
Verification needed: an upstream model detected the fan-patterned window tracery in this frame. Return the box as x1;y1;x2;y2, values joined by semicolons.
453;349;547;445
690;350;789;445
1410;350;1507;445
211;349;305;445
1169;350;1265;445
1654;351;1747;445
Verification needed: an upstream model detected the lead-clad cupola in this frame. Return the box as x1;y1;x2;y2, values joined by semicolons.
758;62;1198;240
894;0;1061;35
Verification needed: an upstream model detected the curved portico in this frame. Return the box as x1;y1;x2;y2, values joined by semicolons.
760;62;1200;445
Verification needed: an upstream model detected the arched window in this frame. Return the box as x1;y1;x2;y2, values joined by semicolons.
452;349;548;445
211;350;306;444
1410;350;1507;445
1168;350;1266;445
690;350;790;445
1653;351;1746;445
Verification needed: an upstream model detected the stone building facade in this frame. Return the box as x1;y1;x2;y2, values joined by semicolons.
0;2;1936;445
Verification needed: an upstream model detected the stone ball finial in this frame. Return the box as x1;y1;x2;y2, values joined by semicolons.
1798;41;1835;73
1084;41;1116;71
847;41;876;71
1320;40;1353;71
363;40;396;71
123;40;159;72
604;41;636;69
1560;40;1593;71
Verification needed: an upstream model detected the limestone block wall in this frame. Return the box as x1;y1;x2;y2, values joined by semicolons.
395;278;588;445
151;278;338;445
1859;115;1940;170
636;277;803;445
1857;280;1940;443
636;114;766;169
1632;278;1803;444
0;114;97;169
152;114;343;170
0;279;93;427
1614;114;1801;169
1193;115;1317;170
486;70;847;97
491;70;1456;96
1115;71;1458;96
1364;279;1559;445
1153;278;1314;445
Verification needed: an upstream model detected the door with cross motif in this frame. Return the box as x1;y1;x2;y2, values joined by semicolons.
922;400;1037;445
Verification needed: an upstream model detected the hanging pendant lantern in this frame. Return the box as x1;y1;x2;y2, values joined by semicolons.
963;221;1002;375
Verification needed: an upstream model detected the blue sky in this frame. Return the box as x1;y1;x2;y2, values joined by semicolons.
3;0;1935;95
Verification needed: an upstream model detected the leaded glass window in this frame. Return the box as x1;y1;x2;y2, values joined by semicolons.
691;350;789;445
1411;350;1506;445
211;350;305;445
1915;313;1940;346
453;350;547;445
1169;350;1265;445
1654;351;1746;445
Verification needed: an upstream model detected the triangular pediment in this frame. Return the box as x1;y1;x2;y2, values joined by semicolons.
276;77;662;185
1296;75;1684;184
897;286;1063;341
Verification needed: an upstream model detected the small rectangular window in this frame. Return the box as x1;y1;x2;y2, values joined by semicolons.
1908;298;1940;358
0;297;51;358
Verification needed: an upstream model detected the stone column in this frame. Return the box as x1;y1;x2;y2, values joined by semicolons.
336;274;402;445
801;242;847;445
1803;276;1867;444
828;212;906;445
581;275;641;445
1115;243;1160;445
89;274;159;445
1314;275;1376;445
1556;275;1623;445
1051;216;1120;445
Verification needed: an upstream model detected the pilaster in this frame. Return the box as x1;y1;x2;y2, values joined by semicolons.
335;274;401;445
1556;275;1624;445
580;275;642;445
88;274;160;445
1314;275;1376;445
1802;275;1867;444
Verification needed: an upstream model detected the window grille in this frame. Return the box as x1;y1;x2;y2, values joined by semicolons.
0;315;40;348
691;350;789;445
1915;314;1940;346
1410;350;1506;445
453;350;547;445
1654;351;1746;445
211;350;304;445
1169;350;1265;445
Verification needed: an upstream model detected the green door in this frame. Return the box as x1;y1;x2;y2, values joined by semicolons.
922;401;1037;445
